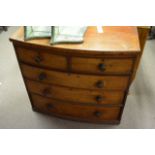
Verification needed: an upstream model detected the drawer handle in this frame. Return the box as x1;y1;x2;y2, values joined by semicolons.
38;72;47;81
98;63;106;72
94;111;103;117
34;55;42;63
46;103;54;109
96;81;104;88
96;95;104;102
43;88;51;96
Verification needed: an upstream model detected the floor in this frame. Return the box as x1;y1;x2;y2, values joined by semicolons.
0;26;155;129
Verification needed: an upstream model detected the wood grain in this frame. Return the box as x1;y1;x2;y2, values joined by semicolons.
21;64;129;90
16;47;67;70
72;57;133;74
10;26;140;53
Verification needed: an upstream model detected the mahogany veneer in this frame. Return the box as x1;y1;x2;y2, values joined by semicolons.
10;26;143;124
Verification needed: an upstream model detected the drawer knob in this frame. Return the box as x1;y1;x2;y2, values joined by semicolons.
43;88;51;96
34;55;42;63
38;72;47;81
94;111;103;117
46;103;54;109
98;63;105;71
96;95;104;102
96;81;104;88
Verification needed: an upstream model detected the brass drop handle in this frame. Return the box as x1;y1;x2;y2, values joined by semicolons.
38;72;47;81
94;111;103;117
98;63;106;71
96;81;104;88
43;88;51;96
96;95;104;102
46;103;54;109
34;55;42;63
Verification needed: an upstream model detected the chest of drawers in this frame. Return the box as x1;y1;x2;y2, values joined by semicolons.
10;26;141;124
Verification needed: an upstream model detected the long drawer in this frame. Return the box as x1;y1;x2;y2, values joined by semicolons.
21;64;129;90
31;94;121;122
72;57;133;74
26;79;124;105
16;47;67;70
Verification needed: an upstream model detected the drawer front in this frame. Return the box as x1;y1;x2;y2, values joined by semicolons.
31;94;121;122
26;80;124;105
21;64;129;90
16;47;67;70
72;57;133;74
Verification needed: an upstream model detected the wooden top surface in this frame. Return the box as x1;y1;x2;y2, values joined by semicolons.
10;26;140;52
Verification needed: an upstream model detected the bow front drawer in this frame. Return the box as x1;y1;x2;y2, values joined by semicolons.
16;47;67;70
72;57;133;75
31;94;121;123
21;64;129;90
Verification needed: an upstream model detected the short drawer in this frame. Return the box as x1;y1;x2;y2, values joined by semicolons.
21;64;129;90
26;80;124;105
72;57;133;74
31;94;121;122
16;47;67;70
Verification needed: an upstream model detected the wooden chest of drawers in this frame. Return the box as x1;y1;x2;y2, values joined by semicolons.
10;26;142;124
